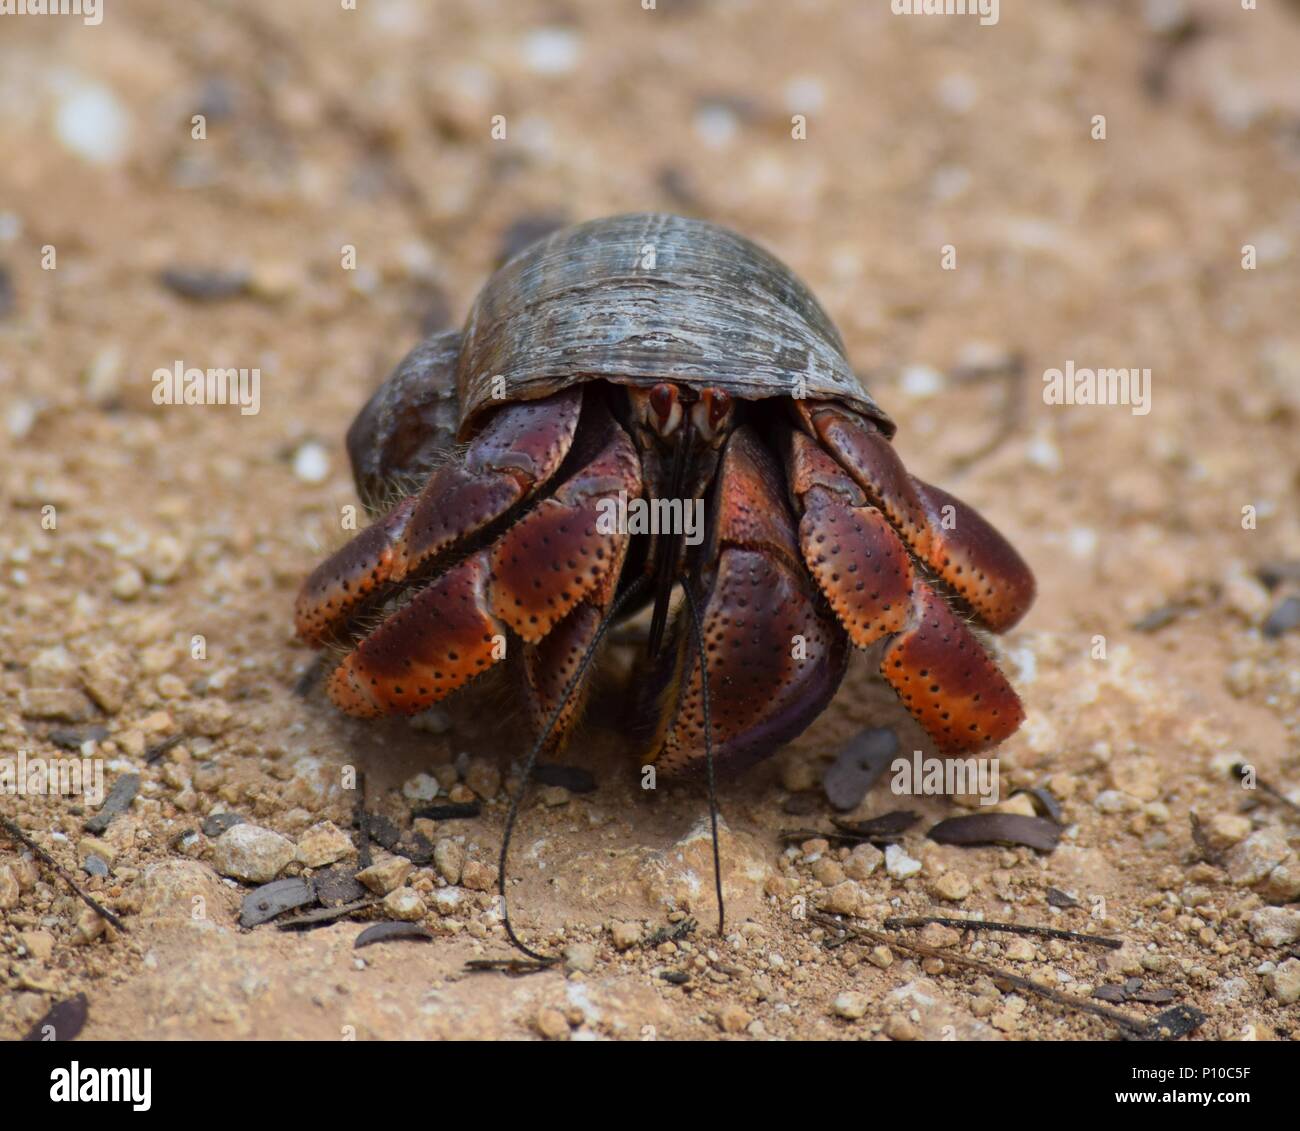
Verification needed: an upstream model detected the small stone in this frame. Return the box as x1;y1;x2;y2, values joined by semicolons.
1005;938;1038;963
19;930;55;961
1094;790;1138;813
79;647;131;714
73;907;108;945
833;991;869;1020
811;857;846;887
430;887;463;915
382;888;426;922
931;871;971;902
1248;907;1300;948
918;923;961;949
211;823;296;884
433;838;464;885
1262;860;1300;903
293;442;330;483
843;843;884;880
821;880;865;917
717;1003;752;1033
401;772;440;802
1265;958;1300;1004
19;687;93;722
295;821;355;867
111;565;145;600
563;943;597;973
77;836;116;867
0;864;20;909
83;855;110;877
538;785;570;807
535;1006;570;1040
144;536;186;584
609;920;642;950
357;855;415;895
464;759;501;800
884;1015;920;1041
884;843;923;880
1225;828;1292;887
461;859;496;892
1203;813;1253;851
868;945;894;969
780;757;818;793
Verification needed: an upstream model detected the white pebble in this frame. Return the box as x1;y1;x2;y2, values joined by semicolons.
900;364;945;399
293;442;330;484
523;28;581;75
56;84;130;165
694;103;738;150
885;844;923;880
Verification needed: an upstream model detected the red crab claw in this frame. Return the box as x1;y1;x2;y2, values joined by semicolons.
327;400;641;720
294;386;583;647
641;425;849;777
784;421;1027;755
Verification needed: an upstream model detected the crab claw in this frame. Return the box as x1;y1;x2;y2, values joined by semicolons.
640;426;849;776
785;423;1027;755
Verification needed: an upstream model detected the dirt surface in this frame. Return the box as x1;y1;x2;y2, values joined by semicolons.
2;0;1299;1042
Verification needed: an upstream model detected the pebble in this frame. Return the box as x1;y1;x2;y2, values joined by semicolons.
868;946;894;969
56;83;130;165
717;1004;752;1034
1265;958;1300;1004
401;772;440;802
1225;828;1292;887
522;27;581;76
811;857;846;887
822;880;865;917
1202;813;1252;851
843;843;884;880
430;888;463;915
295;821;355;867
609;920;642;950
461;860;496;892
111;566;144;601
563;943;597;973
292;442;330;484
930;871;971;902
433;838;464;885
538;785;570;807
19;930;55;961
463;759;501;800
211;824;296;884
884;1015;920;1041
884;844;923;880
78;836;116;867
1005;939;1038;963
833;991;869;1020
1262;860;1300;903
19;687;93;722
0;864;20;909
382;888;426;922
535;1006;570;1040
1248;907;1300;948
357;855;414;895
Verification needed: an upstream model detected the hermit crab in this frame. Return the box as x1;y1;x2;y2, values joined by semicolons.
295;213;1034;950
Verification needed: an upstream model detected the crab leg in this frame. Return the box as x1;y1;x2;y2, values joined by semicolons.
642;426;849;777
327;403;640;719
784;426;1024;754
795;402;1035;632
294;386;584;646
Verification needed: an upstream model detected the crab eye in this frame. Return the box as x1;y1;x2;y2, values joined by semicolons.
691;387;733;441
648;383;682;437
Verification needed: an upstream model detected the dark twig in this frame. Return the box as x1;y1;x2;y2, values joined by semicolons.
883;915;1122;950
811;912;1154;1039
1232;763;1300;816
464;958;555;976
0;815;128;933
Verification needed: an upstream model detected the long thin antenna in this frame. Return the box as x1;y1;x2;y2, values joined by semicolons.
499;573;650;961
681;580;725;938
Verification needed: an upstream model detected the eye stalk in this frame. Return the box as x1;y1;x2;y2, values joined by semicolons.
642;382;683;439
691;387;733;444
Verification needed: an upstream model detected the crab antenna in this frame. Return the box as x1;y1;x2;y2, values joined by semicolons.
646;422;693;657
499;573;651;962
682;579;725;938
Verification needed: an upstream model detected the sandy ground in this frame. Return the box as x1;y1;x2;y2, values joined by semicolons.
1;0;1298;1041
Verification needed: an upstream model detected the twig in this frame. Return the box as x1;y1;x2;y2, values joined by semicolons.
464;957;556;976
811;911;1151;1039
883;915;1122;950
0;815;128;934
